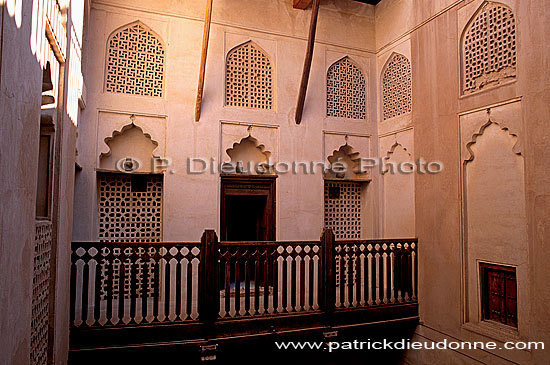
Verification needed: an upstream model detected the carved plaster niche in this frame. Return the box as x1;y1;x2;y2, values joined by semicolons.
225;136;272;174
99;124;159;173
220;122;279;165
96;111;166;169
323;132;370;168
325;144;369;180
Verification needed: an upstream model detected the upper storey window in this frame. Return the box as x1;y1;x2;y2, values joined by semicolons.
225;41;273;110
462;2;516;95
105;22;165;97
326;57;366;120
382;53;412;120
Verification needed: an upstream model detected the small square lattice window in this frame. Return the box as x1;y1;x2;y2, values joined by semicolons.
324;181;362;240
105;22;165;97
225;42;273;110
382;53;412;120
462;3;516;94
326;57;366;120
98;174;163;242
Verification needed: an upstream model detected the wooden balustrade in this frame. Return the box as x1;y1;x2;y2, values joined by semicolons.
70;230;418;331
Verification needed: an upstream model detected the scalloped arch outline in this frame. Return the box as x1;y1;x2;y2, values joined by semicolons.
225;135;272;162
464;117;522;164
99;123;160;160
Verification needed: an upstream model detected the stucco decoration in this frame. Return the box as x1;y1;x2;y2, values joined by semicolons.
99;123;159;173
326;144;368;180
326;57;366;119
225;41;273;110
461;2;516;94
382;52;412;120
97;112;166;168
105;21;165;97
225;135;272;174
323;132;370;170
221;122;279;165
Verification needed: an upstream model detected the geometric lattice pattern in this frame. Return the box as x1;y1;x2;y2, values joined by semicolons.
327;57;366;120
31;221;52;365
98;174;163;242
324;181;362;239
382;53;412;120
225;42;273;109
105;22;165;97
463;3;516;94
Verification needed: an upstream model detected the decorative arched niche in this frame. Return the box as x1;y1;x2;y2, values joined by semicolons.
325;144;368;180
225;135;272;175
100;123;159;173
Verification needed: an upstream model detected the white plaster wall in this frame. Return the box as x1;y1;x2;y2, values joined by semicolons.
74;0;380;242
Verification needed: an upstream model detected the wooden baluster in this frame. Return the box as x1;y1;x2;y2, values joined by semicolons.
299;250;305;311
354;246;361;307
175;254;182;320
254;252;261;314
340;248;346;307
224;259;231;316
371;251;377;305
186;256;193;318
129;249;137;324
272;252;279;313
80;256;90;325
282;251;288;313
413;241;418;301
386;246;392;304
244;255;251;316
263;249;270;314
347;246;353;307
106;257;114;325
141;257;149;323
117;258;125;324
308;254;315;310
152;257;160;322
235;254;241;317
164;255;171;321
291;250;297;312
378;248;385;304
321;228;335;314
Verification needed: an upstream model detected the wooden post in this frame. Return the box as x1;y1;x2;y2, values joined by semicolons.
194;0;214;122
199;229;219;324
320;228;335;314
295;0;320;125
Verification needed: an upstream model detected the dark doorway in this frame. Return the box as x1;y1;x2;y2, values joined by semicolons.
221;175;276;241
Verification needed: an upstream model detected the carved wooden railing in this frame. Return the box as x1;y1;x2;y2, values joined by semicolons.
70;230;417;330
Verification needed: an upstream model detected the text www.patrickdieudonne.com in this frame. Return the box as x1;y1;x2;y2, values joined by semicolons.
274;339;545;352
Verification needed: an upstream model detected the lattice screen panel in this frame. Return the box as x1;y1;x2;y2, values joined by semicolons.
225;42;273;109
382;54;412;120
327;57;366;120
463;3;516;94
98;174;163;242
31;221;52;365
324;181;362;239
105;23;165;97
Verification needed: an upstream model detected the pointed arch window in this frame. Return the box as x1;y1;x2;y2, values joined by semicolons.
105;22;165;97
382;53;412;120
462;2;516;94
326;57;366;120
225;42;273;110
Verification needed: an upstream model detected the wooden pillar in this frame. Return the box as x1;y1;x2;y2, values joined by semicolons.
295;0;320;124
195;0;214;122
199;229;219;324
320;228;335;314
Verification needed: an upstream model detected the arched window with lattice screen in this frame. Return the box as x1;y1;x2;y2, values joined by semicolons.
225;41;273;110
326;57;366;120
462;2;516;94
382;53;412;120
105;22;165;97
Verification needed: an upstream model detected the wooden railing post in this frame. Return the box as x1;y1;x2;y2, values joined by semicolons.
199;230;219;324
320;228;335;314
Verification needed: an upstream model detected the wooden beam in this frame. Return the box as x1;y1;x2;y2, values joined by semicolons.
293;0;313;9
194;0;214;122
295;0;320;124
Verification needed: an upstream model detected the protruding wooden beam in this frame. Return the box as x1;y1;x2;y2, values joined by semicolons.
195;0;214;122
295;0;320;125
293;0;313;9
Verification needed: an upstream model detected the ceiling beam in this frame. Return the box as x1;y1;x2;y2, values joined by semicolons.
293;0;313;10
295;0;320;124
195;0;214;122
